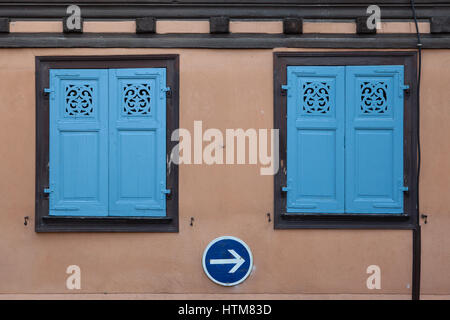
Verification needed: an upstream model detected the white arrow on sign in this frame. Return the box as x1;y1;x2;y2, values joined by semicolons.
210;249;245;273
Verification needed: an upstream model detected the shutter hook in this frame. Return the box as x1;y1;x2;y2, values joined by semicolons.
421;214;428;224
24;216;29;226
267;213;271;223
190;217;194;227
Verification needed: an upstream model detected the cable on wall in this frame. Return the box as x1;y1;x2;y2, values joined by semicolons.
410;0;422;301
410;0;422;219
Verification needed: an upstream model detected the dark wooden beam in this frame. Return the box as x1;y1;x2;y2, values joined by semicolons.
0;3;448;19
210;16;229;34
431;17;450;34
0;17;8;33
136;16;156;34
2;33;450;49
283;18;302;35
356;16;377;34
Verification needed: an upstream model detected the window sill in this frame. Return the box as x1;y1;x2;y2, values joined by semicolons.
37;216;176;233
282;213;409;219
275;213;414;230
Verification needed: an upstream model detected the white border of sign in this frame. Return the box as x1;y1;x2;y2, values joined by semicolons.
202;236;253;287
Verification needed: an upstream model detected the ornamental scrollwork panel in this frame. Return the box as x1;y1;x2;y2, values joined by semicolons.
64;84;94;117
359;81;389;114
122;83;152;116
301;81;332;115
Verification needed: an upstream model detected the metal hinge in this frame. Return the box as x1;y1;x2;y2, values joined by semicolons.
281;84;289;96
43;88;54;97
282;178;293;193
161;86;171;98
401;83;410;97
43;187;53;198
161;182;171;199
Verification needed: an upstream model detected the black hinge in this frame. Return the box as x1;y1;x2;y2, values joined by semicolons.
43;88;53;97
401;84;410;97
43;187;52;199
165;189;172;200
162;86;172;98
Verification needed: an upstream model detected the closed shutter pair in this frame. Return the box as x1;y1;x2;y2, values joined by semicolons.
285;66;407;214
48;68;168;217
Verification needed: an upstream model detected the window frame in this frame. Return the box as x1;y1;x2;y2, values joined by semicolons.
273;52;418;230
35;55;179;232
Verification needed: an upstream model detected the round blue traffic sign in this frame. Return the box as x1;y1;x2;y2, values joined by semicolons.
202;236;253;286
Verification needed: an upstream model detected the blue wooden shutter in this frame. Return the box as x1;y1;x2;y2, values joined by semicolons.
345;66;405;213
108;68;168;216
48;69;109;216
285;66;345;213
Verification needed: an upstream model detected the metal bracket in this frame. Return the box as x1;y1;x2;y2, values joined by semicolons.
43;88;54;97
161;187;171;200
401;84;410;97
43;187;52;199
281;84;289;96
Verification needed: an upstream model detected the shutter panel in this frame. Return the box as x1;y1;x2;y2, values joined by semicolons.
108;68;168;216
286;66;345;213
345;66;405;213
49;69;109;216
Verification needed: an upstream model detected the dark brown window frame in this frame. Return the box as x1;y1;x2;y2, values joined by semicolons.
273;51;418;230
35;55;179;232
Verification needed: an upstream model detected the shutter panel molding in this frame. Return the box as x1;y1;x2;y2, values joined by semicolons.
108;68;168;216
345;65;405;214
49;69;109;216
285;66;345;213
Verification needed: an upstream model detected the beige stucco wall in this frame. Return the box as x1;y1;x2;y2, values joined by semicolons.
0;48;448;298
418;50;450;295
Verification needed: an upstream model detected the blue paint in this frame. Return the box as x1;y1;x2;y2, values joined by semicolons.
49;69;109;216
285;65;406;214
286;66;345;213
202;236;253;286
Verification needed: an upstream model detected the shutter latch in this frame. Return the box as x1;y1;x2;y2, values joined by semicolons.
43;88;54;97
400;186;409;193
400;84;410;97
43;187;53;198
282;178;293;193
281;84;289;96
161;183;171;199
